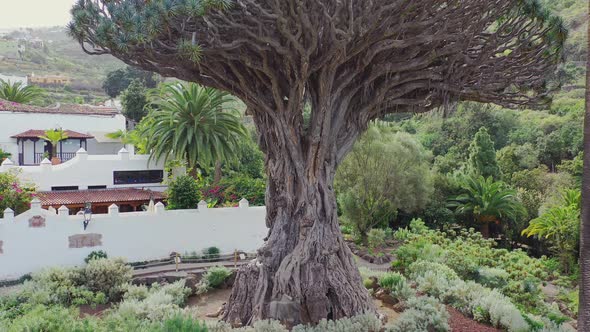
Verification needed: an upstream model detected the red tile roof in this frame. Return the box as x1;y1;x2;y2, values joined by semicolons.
11;129;94;139
38;188;165;206
0;99;119;116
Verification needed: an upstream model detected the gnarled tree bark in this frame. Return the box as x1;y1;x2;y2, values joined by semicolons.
69;0;565;325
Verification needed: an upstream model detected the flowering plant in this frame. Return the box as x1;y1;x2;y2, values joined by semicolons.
0;170;35;217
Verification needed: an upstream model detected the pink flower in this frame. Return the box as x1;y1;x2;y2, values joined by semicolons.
16;188;22;193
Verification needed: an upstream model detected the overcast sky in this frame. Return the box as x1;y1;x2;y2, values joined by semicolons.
0;0;77;29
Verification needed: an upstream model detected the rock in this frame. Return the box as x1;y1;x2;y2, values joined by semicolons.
377;312;388;325
132;276;164;286
392;301;407;312
374;289;398;306
368;277;379;291
184;275;201;295
541;283;559;299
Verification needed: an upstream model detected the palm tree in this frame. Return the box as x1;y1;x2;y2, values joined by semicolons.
522;189;580;273
0;79;44;104
39;129;69;164
139;83;247;181
447;176;525;238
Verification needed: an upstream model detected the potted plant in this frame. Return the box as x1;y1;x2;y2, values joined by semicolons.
39;129;69;165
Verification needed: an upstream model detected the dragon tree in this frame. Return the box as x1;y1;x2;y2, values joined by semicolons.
69;0;566;326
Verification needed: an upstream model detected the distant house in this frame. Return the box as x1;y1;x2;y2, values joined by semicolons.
27;73;71;87
0;99;126;165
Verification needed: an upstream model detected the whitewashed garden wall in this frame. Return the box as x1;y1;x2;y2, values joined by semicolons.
0;199;267;280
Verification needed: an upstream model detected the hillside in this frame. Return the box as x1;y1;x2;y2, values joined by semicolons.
0;27;125;105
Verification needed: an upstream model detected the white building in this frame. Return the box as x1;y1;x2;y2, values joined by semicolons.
0;99;126;165
0;73;27;86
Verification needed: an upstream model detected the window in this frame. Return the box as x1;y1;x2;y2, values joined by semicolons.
51;186;79;191
113;170;164;185
88;185;107;190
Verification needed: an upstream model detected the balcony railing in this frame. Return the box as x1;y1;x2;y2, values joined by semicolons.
18;152;78;165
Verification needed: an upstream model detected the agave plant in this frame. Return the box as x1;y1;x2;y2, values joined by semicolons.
447;176;525;238
0;79;44;104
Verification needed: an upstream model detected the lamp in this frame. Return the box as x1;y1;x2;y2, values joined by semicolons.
83;202;92;230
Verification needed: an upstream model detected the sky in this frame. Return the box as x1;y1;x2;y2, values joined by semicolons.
0;0;77;29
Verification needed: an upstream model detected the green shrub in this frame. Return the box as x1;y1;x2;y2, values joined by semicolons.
84;250;108;264
0;305;100;332
203;266;231;289
408;261;459;281
476;267;509;289
378;272;405;292
291;314;382;332
167;175;202;210
367;228;387;249
150;315;208;332
0;171;35;218
389;296;450;332
82;258;133;301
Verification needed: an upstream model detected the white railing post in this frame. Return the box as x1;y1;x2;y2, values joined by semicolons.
198;200;208;210
3;208;14;223
108;204;119;216
76;148;88;161
40;158;52;171
58;205;69;218
118;147;129;161
239;198;250;208
0;158;14;172
155;202;166;214
30;198;42;213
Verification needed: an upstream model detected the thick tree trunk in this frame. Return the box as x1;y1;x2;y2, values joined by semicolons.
479;222;490;239
578;6;590;329
222;110;374;326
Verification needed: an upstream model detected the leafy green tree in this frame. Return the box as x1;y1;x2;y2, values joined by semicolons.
467;127;501;180
522;189;580;273
167;175;202;210
139;83;247;179
448;176;526;238
336;126;433;244
496;143;540;178
102;66;159;98
0;79;44;104
121;79;148;123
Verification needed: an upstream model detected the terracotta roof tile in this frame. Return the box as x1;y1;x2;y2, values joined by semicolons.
38;188;165;206
0;99;119;116
11;129;94;139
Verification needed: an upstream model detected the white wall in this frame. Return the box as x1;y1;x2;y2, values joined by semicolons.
0;112;126;164
0;200;267;280
0;148;166;191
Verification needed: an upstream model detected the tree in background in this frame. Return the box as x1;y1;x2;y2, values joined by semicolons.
120;79;148;123
448;176;526;238
336;126;433;245
467;127;502;180
70;0;566;324
523;189;580;273
167;175;202;210
102;66;159;98
0;79;44;104
138;83;246;181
